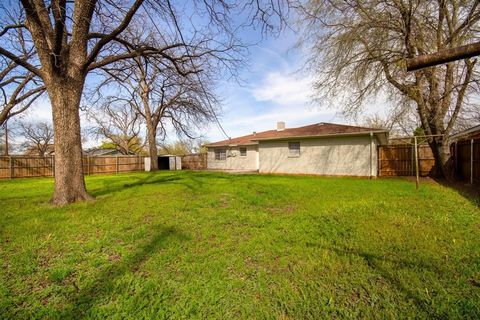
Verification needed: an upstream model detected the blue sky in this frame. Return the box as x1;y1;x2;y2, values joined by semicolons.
202;28;343;142
15;4;348;147
22;27;342;146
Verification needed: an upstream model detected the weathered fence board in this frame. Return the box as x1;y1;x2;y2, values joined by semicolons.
181;153;207;170
378;145;436;177
0;155;146;179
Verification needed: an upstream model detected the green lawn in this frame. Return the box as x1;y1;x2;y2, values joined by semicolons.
0;171;479;319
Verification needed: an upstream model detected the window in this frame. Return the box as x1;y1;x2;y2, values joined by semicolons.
239;147;247;156
288;142;300;157
214;148;226;160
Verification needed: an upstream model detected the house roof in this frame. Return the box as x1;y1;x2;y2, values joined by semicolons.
24;144;55;156
83;148;123;156
450;124;480;141
206;122;389;147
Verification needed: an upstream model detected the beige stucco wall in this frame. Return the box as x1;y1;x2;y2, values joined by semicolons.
258;135;379;176
207;145;258;171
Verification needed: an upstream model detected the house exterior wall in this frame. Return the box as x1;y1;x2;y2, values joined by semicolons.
207;145;258;171
258;135;379;176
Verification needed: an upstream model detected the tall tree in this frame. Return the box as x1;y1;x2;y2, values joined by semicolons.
0;1;288;204
300;0;480;178
88;103;145;155
97;54;218;170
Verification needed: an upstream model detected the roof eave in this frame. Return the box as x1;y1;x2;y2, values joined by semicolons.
205;141;259;147
250;130;390;142
450;124;480;140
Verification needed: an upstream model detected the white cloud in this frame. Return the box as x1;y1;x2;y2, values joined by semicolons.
251;71;314;106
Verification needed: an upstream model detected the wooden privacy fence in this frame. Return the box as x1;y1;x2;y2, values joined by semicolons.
452;138;479;184
181;153;207;170
378;145;436;177
0;155;146;179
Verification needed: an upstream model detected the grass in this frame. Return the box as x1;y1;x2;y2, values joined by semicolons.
0;171;479;319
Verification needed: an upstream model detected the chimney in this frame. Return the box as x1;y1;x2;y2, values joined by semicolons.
277;121;285;131
252;131;256;136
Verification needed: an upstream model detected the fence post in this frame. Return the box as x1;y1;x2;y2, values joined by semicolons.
9;156;13;179
414;137;419;190
116;156;119;174
471;139;474;185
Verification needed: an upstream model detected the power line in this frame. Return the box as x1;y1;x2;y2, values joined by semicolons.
143;1;230;140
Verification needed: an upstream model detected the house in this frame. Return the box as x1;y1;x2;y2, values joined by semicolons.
24;144;55;156
450;124;480;141
450;124;480;184
206;122;389;177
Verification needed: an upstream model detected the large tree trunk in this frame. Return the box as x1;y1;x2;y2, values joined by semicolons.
47;78;93;205
146;122;159;171
429;136;453;180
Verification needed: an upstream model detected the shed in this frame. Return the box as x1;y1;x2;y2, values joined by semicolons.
144;155;182;171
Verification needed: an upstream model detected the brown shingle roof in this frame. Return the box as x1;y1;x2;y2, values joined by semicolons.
206;122;388;147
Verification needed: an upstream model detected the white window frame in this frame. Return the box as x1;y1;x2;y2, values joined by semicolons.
239;147;247;157
215;148;226;160
288;141;300;157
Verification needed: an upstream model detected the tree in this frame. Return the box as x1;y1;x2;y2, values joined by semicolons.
0;0;288;204
96;53;218;170
0;63;45;126
18;121;54;156
0;25;45;126
362;105;419;138
300;0;480;178
88;103;145;155
159;138;209;156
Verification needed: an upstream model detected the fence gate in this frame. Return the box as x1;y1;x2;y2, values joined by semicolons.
452;138;479;184
378;145;436;177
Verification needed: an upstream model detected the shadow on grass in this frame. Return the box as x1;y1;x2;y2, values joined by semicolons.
432;178;480;208
60;225;188;318
322;245;437;316
91;172;207;197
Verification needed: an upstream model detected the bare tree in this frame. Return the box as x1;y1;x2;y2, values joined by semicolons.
18;121;54;156
363;104;419;138
0;0;290;205
88;103;144;155
0;1;289;204
0;22;45;126
96;52;218;170
299;0;480;178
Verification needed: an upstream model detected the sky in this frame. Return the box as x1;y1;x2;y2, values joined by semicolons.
18;27;342;147
203;29;343;142
12;4;349;148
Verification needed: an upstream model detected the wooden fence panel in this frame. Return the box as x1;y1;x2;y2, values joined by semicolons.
378;145;436;177
181;153;207;170
453;139;479;184
0;155;146;179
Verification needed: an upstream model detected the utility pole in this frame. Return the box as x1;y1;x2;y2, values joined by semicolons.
4;120;9;156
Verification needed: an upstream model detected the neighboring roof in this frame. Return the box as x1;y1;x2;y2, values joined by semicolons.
83;148;123;156
450;124;480;141
206;122;389;147
24;144;55;156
